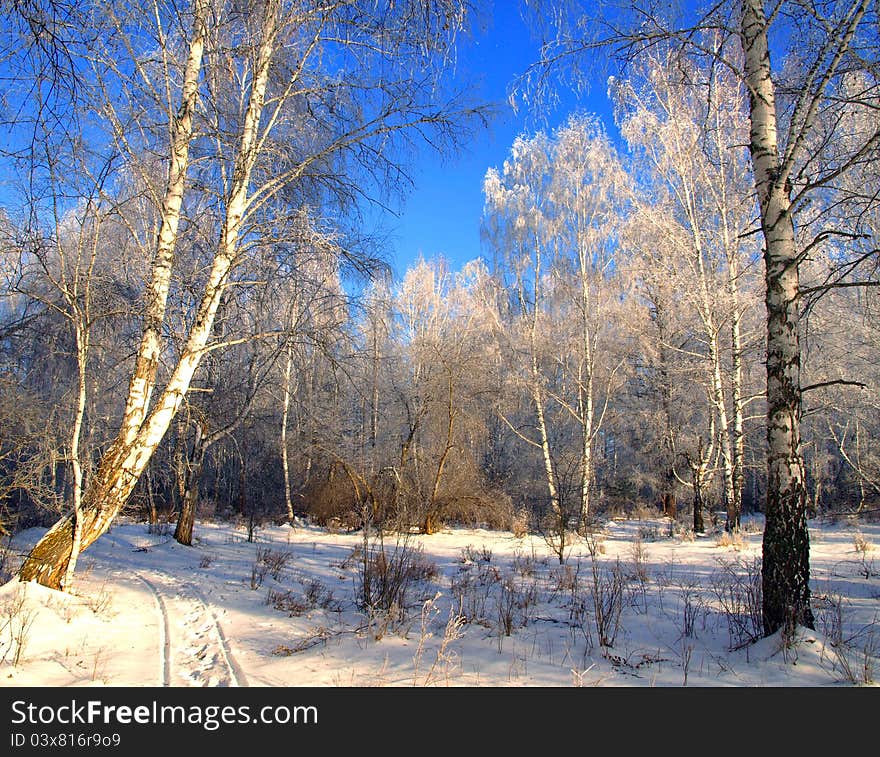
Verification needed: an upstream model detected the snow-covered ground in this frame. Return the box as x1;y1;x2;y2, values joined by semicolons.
1;513;878;687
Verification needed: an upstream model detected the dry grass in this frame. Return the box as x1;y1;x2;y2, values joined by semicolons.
510;508;531;539
716;530;746;550
0;584;38;667
853;532;873;554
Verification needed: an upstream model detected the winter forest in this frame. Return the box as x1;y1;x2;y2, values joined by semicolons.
0;1;879;688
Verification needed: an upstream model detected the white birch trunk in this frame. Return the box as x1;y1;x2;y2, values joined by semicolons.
62;317;89;592
577;246;595;528
120;0;207;447
708;326;735;520
729;273;745;529
533;379;560;515
579;362;594;528
684;170;736;530
742;0;814;633
527;253;560;517
281;343;296;524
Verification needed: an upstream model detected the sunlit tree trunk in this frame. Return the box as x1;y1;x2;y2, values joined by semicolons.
119;0;207;449
653;301;677;518
712;103;748;533
707;323;736;524
728;273;745;531
63;316;89;591
576;253;595;529
678;152;737;534
686;427;715;535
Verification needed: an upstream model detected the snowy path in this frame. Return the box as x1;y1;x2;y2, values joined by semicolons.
136;574;247;687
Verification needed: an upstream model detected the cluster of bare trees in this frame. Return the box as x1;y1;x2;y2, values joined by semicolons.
516;0;879;635
0;1;877;639
0;0;484;587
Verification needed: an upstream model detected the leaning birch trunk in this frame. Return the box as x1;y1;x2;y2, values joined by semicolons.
120;0;208;448
19;0;278;588
19;0;207;587
741;0;814;633
533;381;560;515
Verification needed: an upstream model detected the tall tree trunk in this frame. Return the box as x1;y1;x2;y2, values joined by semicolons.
663;474;677;519
741;0;814;633
688;433;713;535
280;343;296;524
854;420;866;512
527;252;561;520
690;215;736;533
729;291;745;531
577;247;595;530
707;327;736;526
145;467;159;532
533;364;560;517
62;317;89;591
711;71;748;534
174;413;188;505
19;0;208;587
578;351;594;531
120;0;207;448
174;420;207;546
692;474;704;535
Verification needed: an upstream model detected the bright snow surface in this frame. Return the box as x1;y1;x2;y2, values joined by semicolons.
1;514;878;686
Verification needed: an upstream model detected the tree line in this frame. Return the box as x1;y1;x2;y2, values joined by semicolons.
0;0;877;639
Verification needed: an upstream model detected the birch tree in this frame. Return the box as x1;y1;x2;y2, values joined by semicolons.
739;0;876;632
545;115;628;529
276;214;348;526
482;133;565;526
18;0;483;588
390;258;499;533
483;116;627;532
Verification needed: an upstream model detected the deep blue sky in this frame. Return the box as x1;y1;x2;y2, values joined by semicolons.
385;4;615;279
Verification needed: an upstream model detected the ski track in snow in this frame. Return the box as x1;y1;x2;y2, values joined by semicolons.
136;575;171;686
135;574;246;688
